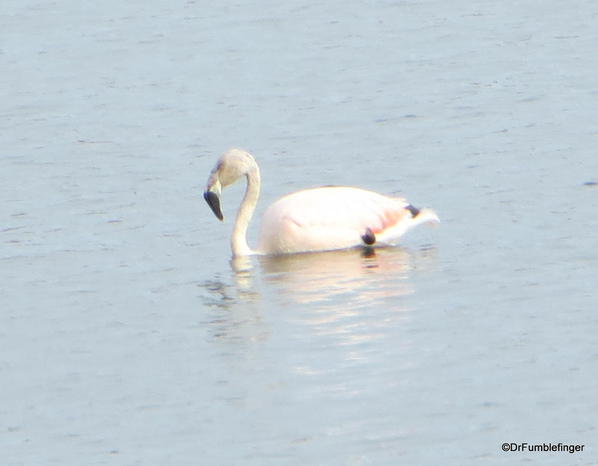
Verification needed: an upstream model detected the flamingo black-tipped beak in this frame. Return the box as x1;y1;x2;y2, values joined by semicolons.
204;190;223;221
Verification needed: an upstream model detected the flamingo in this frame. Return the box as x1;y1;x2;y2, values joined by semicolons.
203;148;439;256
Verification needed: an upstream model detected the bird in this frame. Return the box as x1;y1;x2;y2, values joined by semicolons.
203;148;439;256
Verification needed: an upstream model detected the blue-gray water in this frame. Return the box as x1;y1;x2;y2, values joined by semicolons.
2;1;598;465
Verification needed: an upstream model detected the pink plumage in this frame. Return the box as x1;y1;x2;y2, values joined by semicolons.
204;149;439;256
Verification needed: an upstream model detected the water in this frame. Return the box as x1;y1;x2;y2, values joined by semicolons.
2;0;598;464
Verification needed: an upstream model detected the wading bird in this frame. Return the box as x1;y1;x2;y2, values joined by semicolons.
204;148;439;256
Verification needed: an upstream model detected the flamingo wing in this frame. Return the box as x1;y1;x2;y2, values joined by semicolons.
256;186;417;254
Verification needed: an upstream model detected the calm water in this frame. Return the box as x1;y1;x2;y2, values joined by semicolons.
2;0;598;464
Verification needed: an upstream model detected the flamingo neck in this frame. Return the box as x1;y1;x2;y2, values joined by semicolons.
231;166;260;256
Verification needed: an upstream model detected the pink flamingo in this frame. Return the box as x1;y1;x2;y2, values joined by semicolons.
204;149;439;256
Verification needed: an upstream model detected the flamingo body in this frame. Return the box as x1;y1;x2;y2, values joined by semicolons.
257;186;430;254
204;149;439;256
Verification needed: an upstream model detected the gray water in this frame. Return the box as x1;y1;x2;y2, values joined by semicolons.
2;0;598;464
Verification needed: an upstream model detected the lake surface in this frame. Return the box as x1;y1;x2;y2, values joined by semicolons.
2;0;597;464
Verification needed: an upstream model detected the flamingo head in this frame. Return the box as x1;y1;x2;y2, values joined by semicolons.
204;148;257;221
